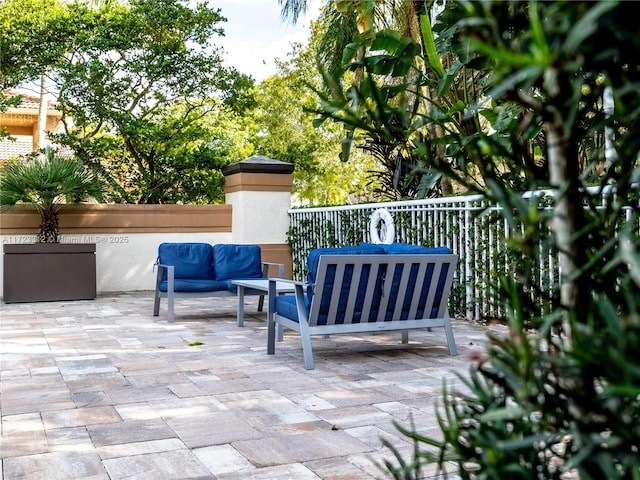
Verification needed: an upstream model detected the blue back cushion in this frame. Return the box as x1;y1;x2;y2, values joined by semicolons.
361;243;453;319
307;245;386;284
306;245;386;325
158;243;213;280
361;242;452;255
382;261;451;319
213;244;263;280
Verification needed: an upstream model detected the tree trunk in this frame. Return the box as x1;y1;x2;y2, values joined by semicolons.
37;75;48;150
39;206;60;243
546;122;586;343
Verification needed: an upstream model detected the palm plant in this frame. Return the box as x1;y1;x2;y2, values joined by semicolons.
307;0;640;478
0;147;105;243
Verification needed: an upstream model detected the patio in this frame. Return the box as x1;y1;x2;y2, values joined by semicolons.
0;292;500;480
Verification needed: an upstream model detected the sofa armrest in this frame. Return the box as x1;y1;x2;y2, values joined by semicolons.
153;263;175;321
262;261;285;279
155;263;174;289
268;278;315;309
267;278;310;354
155;263;175;293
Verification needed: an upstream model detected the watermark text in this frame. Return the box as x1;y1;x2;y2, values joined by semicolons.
1;234;130;244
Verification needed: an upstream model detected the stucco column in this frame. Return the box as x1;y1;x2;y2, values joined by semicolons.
223;155;294;276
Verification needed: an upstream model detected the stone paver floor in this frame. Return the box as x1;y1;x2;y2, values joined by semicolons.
0;292;500;480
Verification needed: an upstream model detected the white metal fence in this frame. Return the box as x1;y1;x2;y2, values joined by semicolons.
288;187;638;321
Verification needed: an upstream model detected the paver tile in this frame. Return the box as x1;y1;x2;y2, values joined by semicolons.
216;462;321;480
193;444;254;475
87;418;176;447
42;405;121;429
1;413;48;458
165;411;263;448
233;429;372;467
2;452;108;480
102;448;213;480
0;292;496;479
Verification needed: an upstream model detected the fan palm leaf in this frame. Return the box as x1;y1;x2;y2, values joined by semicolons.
0;147;105;243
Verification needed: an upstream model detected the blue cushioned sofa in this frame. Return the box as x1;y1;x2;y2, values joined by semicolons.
267;243;458;369
153;242;284;323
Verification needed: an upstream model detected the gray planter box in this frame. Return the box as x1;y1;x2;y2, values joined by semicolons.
3;243;96;303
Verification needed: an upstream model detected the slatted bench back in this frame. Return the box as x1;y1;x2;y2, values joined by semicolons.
308;254;458;327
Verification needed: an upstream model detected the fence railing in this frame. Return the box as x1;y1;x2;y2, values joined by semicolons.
288;187;638;321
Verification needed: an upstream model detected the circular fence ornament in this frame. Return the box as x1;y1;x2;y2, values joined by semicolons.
369;208;395;244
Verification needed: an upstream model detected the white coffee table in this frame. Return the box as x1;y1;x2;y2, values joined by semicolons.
232;279;295;327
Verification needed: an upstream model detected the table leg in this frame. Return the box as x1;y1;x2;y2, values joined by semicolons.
237;286;245;327
267;281;276;354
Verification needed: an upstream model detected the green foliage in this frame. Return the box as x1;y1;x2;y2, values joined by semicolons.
312;34;453;198
0;93;22;141
55;99;250;204
3;0;255;204
249;31;380;206
0;0;71;87
307;0;640;477
53;0;256;204
0;147;105;243
287;208;373;279
315;5;359;79
0;0;72;139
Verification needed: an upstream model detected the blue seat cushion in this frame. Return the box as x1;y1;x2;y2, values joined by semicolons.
275;295;307;322
275;275;383;326
277;293;369;326
159;279;228;293
158;243;214;281
213;244;263;281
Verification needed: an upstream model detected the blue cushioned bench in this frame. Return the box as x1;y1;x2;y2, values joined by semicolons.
267;244;458;369
153;242;284;323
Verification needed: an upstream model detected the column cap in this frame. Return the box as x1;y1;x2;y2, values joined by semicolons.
223;155;294;176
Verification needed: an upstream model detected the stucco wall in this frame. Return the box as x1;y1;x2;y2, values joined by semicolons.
1;156;295;300
227;190;292;244
1;203;292;298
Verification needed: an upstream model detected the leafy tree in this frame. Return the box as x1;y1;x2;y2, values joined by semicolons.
20;0;255;204
59;97;253;204
250;35;379;205
0;0;72;140
282;0;458;199
280;0;429;76
0;0;72;88
1;0;255;204
310;0;640;478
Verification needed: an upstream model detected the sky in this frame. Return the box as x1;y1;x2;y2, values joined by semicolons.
213;0;322;82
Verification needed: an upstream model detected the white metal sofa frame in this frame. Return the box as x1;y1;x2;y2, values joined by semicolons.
267;253;459;369
154;261;284;323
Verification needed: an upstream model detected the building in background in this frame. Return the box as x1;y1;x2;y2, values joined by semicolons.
0;91;63;160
